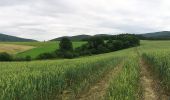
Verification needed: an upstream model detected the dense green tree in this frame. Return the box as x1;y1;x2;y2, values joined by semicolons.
59;38;73;51
56;38;76;58
76;34;140;56
88;37;104;49
106;40;123;51
112;40;124;50
97;45;110;53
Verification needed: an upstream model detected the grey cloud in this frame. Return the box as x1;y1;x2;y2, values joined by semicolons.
0;0;31;6
0;0;169;41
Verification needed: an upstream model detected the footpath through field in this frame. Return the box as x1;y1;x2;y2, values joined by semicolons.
136;47;169;100
140;59;169;100
140;59;158;100
75;63;123;100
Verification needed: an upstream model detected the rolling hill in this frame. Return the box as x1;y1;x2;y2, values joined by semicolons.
51;31;170;41
50;34;113;41
0;33;36;42
50;35;91;41
141;31;170;39
1;31;169;42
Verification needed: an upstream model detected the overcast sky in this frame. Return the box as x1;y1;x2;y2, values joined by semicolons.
0;0;170;41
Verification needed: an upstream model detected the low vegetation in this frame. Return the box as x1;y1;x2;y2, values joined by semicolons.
0;52;13;61
106;53;140;100
0;41;85;61
1;39;170;100
16;41;84;59
142;51;170;92
0;50;123;100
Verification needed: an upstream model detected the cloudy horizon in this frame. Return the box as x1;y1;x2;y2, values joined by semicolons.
0;0;170;41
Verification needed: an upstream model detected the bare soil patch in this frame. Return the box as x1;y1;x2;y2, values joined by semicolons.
0;44;34;54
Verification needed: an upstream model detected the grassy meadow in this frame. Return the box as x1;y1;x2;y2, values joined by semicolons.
0;40;170;99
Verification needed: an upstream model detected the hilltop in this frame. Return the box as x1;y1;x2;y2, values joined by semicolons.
0;33;36;42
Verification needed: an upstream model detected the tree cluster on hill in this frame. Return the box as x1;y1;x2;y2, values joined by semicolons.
75;34;140;56
53;34;140;59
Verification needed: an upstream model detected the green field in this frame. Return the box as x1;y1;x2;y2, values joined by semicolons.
0;41;85;58
140;41;170;95
0;40;170;100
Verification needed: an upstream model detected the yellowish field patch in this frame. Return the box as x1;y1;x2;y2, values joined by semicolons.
0;44;34;54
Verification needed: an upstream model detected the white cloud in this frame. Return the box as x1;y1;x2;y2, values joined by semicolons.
0;0;170;41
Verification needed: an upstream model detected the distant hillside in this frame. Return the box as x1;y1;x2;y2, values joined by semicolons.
0;33;36;42
93;34;112;37
51;31;170;41
50;34;114;41
141;31;170;39
50;35;91;41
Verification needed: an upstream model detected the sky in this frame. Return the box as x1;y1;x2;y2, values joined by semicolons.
0;0;170;41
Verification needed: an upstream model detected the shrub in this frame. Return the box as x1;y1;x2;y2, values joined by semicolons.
0;52;13;61
13;56;31;61
73;52;80;57
78;49;92;56
63;51;74;59
13;57;26;61
57;50;75;59
25;56;32;61
37;52;56;60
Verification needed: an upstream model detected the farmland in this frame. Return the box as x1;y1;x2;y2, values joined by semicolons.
0;43;34;54
0;40;170;100
0;41;85;58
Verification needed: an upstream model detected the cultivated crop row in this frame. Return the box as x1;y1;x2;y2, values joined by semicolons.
142;50;170;93
0;51;123;100
106;54;140;100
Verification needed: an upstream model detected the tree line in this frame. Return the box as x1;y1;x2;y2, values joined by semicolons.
54;34;140;58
